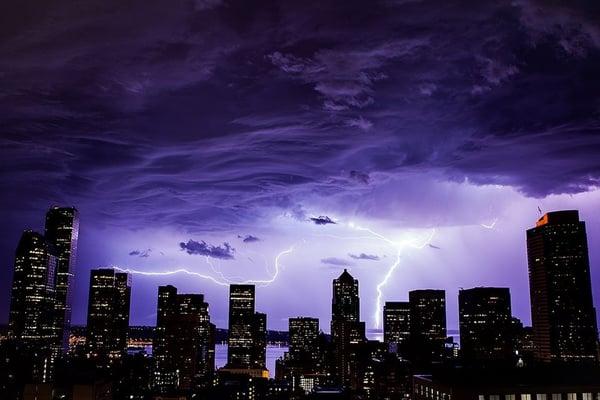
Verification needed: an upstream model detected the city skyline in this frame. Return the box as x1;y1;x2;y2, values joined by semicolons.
2;1;600;335
3;206;599;398
1;205;600;334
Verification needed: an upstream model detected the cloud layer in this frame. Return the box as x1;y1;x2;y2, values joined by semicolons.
1;0;600;327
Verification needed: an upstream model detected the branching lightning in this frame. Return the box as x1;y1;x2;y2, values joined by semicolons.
114;246;295;288
348;224;436;329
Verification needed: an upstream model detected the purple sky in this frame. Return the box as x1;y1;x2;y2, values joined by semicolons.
1;0;600;333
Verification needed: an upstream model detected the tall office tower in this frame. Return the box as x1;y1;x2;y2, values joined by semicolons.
409;289;446;364
86;269;131;366
527;210;598;363
332;269;360;323
252;312;267;369
8;230;58;382
227;284;256;368
459;287;513;363
153;286;214;393
44;206;79;352
289;317;320;369
383;302;411;355
331;269;365;384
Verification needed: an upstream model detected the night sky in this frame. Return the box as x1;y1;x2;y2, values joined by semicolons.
1;0;600;333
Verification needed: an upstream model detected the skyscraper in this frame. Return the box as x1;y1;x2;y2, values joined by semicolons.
86;269;131;366
331;269;365;385
8;230;58;382
252;312;267;369
153;285;215;393
227;284;256;368
409;289;446;364
332;269;360;324
459;287;513;363
527;210;598;363
44;206;79;352
383;301;411;355
289;317;319;368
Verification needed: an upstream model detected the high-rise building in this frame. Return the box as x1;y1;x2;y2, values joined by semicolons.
153;285;215;392
44;206;79;352
289;317;319;368
383;301;411;355
227;284;256;368
409;289;446;364
86;269;131;366
8;230;58;382
526;210;598;363
252;312;267;369
459;287;513;363
332;269;360;324
331;269;365;384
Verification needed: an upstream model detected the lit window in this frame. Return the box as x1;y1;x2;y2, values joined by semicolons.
567;394;576;400
522;395;532;400
552;394;561;400
506;395;516;400
538;395;547;400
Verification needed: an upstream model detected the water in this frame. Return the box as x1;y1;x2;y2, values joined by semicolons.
215;344;288;378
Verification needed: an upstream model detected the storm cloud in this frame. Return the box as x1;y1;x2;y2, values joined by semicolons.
179;240;235;259
1;0;600;327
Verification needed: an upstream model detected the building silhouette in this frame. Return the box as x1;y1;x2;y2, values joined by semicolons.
153;285;215;393
289;317;319;369
459;287;513;363
44;206;79;352
224;284;268;377
227;284;256;368
7;230;58;382
383;301;411;356
252;312;267;369
86;269;131;366
526;210;598;363
409;289;446;364
331;269;366;385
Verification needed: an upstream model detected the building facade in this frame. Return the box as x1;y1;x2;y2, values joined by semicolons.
459;287;513;363
409;289;447;364
44;206;79;352
383;301;411;356
153;285;215;393
526;210;598;362
8;230;58;382
331;269;366;385
86;269;131;366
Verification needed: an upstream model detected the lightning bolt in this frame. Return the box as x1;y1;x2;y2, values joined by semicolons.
113;246;295;288
347;223;435;329
480;217;498;229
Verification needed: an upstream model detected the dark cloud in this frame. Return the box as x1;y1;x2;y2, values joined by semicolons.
310;216;336;225
0;0;599;234
321;257;353;267
179;240;235;259
349;170;370;185
129;249;152;258
348;253;380;261
240;234;260;243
